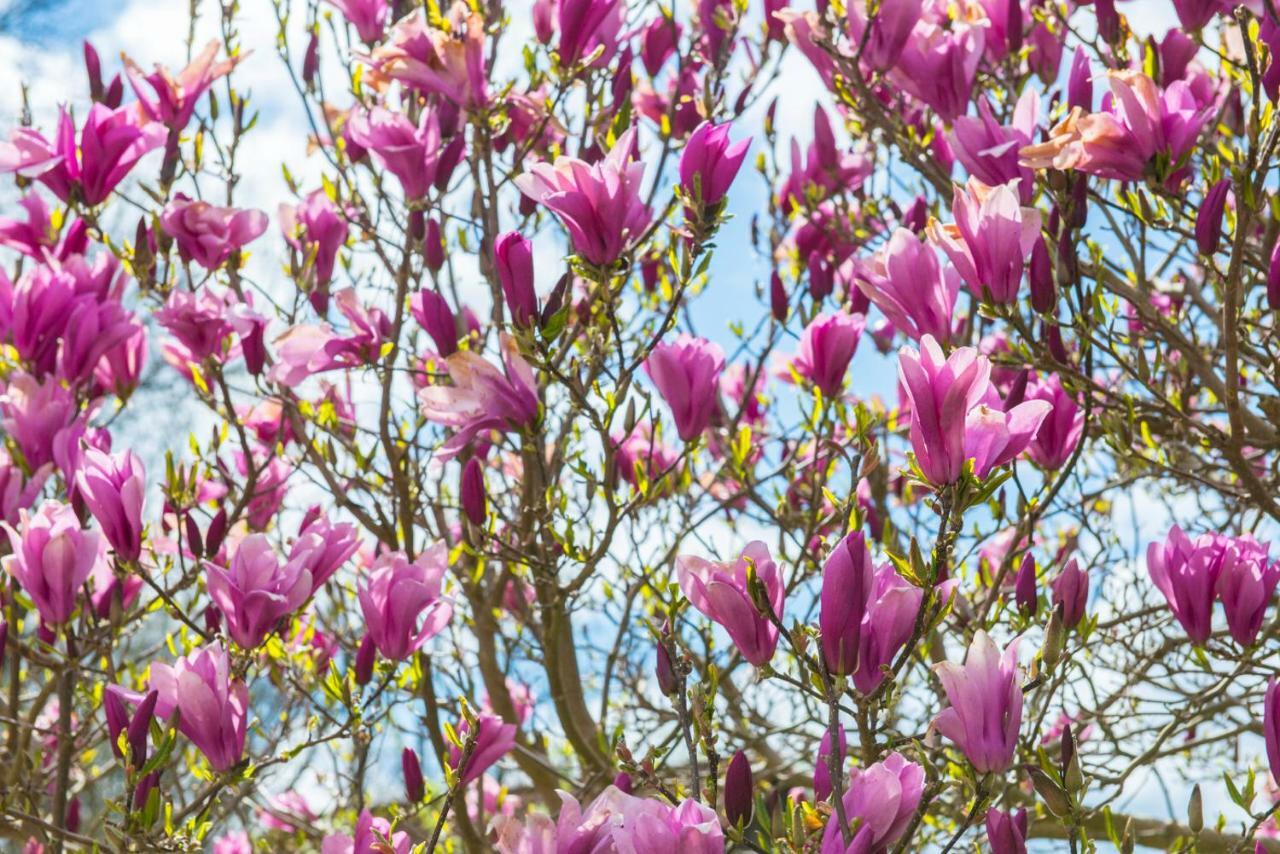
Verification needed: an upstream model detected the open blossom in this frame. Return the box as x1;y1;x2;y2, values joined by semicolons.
207;534;312;649
75;448;145;563
853;228;960;344
125;40;241;129
680;121;750;206
288;516;361;593
928;178;1042;305
448;711;517;785
845;0;922;70
1147;526;1221;645
556;0;625;67
1024;373;1084;470
0;192;87;260
494;786;723;853
155;287;238;362
676;541;784;666
791;311;865;398
345;107;441;201
0;450;48;526
892;12;985;122
1020;70;1211;184
357;541;453;660
419;333;539;457
644;335;724;442
160;195;267;270
326;0;389;43
777;108;872;215
1;372;77;469
515;128;651;266
365;7;488;108
933;631;1024;773
0;105;165;206
280;189;348;290
2;501;100;626
951;91;1039;202
898;336;1049;484
822;752;924;853
268;289;390;384
147;642;248;771
494;231;537;327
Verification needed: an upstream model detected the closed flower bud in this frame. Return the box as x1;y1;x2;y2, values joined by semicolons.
1043;604;1066;670
1029;236;1055;314
460;458;487;526
302;29;320;86
1051;558;1089;629
724;750;754;827
612;771;633;793
1015;553;1037;617
1068;46;1093;111
495;231;538;327
656;639;679;696
1195;179;1231;256
402;747;425;802
1025;765;1071;817
1188;783;1203;833
355;634;376;685
425;217;444;272
770;271;788;321
411;289;459;357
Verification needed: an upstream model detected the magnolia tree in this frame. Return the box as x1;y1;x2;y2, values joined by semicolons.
6;0;1280;851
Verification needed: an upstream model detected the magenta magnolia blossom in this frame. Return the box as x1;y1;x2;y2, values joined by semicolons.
898;336;1049;484
1024;373;1084;470
346;106;442;201
207;534;312;649
515;128;651;266
821;752;924;853
419;333;540;457
322;810;411;854
951;92;1039;203
644;334;725;442
845;0;921;70
494;231;537;327
366;9;489;108
124;40;240;130
159;195;268;270
792;311;865;399
326;0;390;43
986;808;1029;854
676;541;784;666
75;447;145;563
928;178;1042;305
854;228;960;344
1051;558;1089;629
1266;678;1280;786
2;501;100;626
280;189;348;290
357;541;453;660
448;711;517;785
1211;535;1279;648
1147;526;1221;646
680;121;750;206
147;642;248;772
0;105;165;206
932;630;1023;773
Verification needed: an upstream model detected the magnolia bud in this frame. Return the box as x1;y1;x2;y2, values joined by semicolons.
105;689;130;759
355;635;377;686
128;689;158;765
725;750;754;827
67;796;81;833
0;620;7;666
656;640;679;697
1025;765;1071;817
495;231;538;327
613;771;633;794
1005;369;1029;410
770;271;788;322
424;217;445;272
1042;604;1066;670
205;509;228;557
1188;784;1203;834
403;747;425;802
1015;553;1037;617
184;514;204;560
460;458;487;526
302;29;320;87
1029;236;1056;314
1268;240;1280;311
1195;179;1231;256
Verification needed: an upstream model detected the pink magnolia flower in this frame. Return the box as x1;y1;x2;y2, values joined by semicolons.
207;534;312;649
950;91;1039;203
2;501;100;625
0;449;48;526
211;831;252;854
0;105;166;206
777;108;872;215
612;421;680;489
1020;70;1212;185
280;189;348;291
1147;526;1221;646
326;0;390;43
94;325;148;401
449;711;517;785
791;311;865;398
155;287;238;362
357;541;453;660
366;7;488;108
268;289;390;384
676;541;785;666
258;790;318;833
89;542;142;618
845;0;922;70
680;121;750;206
345;107;442;200
0;192;87;260
897;336;1049;484
986;808;1029;854
419;333;540;457
821;752;924;853
892;12;985;121
853;228;959;344
1212;535;1279;648
1024;373;1084;470
160;195;268;270
0;372;77;468
289;515;361;593
148;641;248;771
58;295;140;387
928;178;1042;305
1266;678;1280;786
556;0;625;67
515;128;651;266
75;447;145;563
1051;558;1089;629
644;335;725;442
125;40;242;130
321;810;411;854
932;630;1024;773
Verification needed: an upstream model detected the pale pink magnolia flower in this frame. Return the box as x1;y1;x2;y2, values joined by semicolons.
927;178;1042;305
364;5;488;108
125;40;243;130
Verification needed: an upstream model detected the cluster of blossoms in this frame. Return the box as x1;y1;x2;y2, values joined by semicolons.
2;0;1280;851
